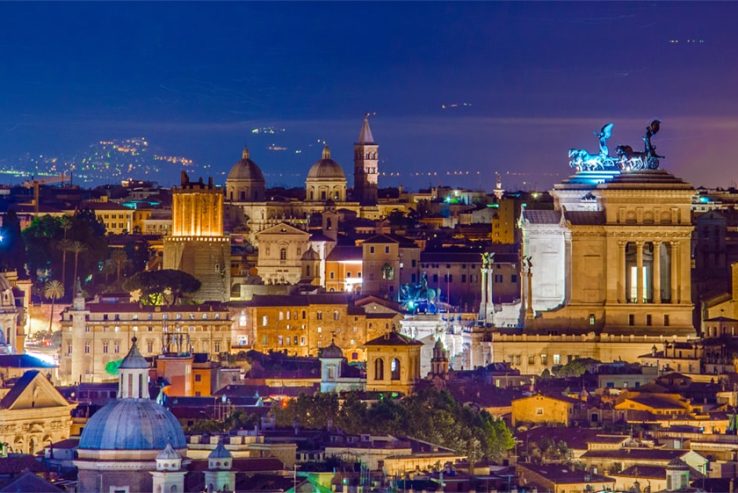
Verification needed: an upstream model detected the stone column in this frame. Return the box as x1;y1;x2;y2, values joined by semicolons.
653;241;662;304
478;267;487;321
525;258;534;319
670;241;679;304
636;241;644;304
619;241;627;303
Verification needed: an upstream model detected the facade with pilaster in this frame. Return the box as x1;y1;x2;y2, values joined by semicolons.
493;168;696;374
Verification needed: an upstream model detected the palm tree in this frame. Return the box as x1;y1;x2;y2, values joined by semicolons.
69;241;87;286
57;238;74;291
110;249;128;282
44;280;64;333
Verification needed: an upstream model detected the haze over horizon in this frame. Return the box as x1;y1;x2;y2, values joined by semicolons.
1;2;737;189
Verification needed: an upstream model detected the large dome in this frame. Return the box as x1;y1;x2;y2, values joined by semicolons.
227;148;265;182
79;399;186;451
307;146;346;181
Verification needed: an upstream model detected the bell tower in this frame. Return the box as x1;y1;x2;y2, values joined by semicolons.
354;114;378;205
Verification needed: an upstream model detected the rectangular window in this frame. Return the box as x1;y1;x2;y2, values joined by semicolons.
553;354;561;365
262;315;268;326
540;354;548;366
385;246;390;254
646;314;652;326
317;311;323;320
664;314;670;326
511;274;518;283
528;355;535;365
195;374;202;382
370;246;375;254
536;408;544;416
629;314;635;326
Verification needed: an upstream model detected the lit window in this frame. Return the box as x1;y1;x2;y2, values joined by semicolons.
553;354;561;365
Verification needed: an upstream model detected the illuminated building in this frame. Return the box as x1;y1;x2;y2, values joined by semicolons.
0;273;25;353
75;338;187;493
490;197;518;244
154;333;216;397
80;200;134;234
59;292;231;384
353;115;379;205
305;145;347;202
361;235;420;300
255;222;312;285
325;245;363;293
0;370;76;454
225;147;266;202
365;330;422;395
163;172;230;302
225;117;405;246
492;124;697;374
229;294;401;361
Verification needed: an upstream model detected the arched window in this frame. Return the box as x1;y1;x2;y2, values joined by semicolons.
391;358;401;380
170;485;178;493
374;358;384;380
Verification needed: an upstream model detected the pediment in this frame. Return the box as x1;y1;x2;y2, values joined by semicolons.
256;222;308;238
1;371;71;411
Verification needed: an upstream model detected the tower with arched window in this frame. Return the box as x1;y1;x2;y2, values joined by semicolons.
364;331;422;395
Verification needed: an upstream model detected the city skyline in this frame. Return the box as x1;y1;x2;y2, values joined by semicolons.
1;3;738;189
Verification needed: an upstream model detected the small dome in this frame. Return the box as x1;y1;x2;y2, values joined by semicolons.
307;146;346;181
319;340;343;359
157;443;181;460
301;248;320;261
209;440;233;459
118;337;148;370
79;399;186;450
228;147;265;182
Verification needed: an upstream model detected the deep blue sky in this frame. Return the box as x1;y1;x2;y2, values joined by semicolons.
1;2;737;189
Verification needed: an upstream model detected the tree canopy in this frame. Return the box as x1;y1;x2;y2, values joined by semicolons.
275;389;514;464
0;210;26;273
122;269;201;305
22;209;108;294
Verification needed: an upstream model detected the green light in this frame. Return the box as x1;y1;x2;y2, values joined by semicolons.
105;359;124;376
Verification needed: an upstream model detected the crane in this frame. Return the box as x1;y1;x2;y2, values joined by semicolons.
22;173;71;213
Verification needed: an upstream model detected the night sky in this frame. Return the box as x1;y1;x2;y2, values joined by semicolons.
1;2;737;189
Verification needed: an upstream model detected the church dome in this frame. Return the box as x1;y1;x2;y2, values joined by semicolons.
319;340;343;359
78;337;186;452
307;146;346;181
78;399;186;451
227;148;265;182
